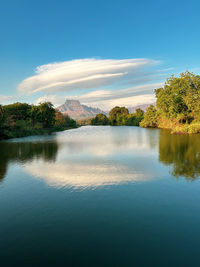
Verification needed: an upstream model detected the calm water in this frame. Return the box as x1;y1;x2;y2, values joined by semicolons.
1;126;200;266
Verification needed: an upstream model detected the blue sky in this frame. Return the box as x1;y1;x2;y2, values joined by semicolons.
0;0;200;109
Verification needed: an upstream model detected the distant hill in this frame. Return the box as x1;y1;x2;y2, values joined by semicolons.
128;103;155;113
57;99;107;120
57;99;155;119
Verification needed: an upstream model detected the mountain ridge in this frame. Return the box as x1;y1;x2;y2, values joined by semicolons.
57;99;154;120
57;99;107;120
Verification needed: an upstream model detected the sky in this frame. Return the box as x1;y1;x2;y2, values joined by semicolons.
0;0;200;110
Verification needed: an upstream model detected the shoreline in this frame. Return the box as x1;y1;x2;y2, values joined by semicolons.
0;125;80;141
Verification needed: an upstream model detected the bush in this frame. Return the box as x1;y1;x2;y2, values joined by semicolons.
172;123;200;134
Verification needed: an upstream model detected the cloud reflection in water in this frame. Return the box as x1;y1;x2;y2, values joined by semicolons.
24;160;153;189
23;126;158;189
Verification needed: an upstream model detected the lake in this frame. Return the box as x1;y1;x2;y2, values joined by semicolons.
1;126;200;266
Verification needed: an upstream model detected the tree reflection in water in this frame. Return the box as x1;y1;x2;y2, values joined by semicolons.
1;127;200;183
0;141;59;181
159;130;200;180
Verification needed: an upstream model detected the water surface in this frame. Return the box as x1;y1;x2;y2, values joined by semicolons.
1;126;200;266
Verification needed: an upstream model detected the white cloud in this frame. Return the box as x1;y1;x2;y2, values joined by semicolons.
0;95;16;105
36;82;160;109
98;94;156;110
76;83;161;103
18;58;158;94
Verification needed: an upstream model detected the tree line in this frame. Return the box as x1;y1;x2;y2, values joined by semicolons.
140;71;200;134
91;107;144;126
90;71;200;134
0;102;77;139
1;71;199;138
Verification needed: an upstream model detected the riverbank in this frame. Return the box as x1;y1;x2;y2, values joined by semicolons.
164;123;200;134
154;117;200;134
0;125;80;140
138;71;200;135
0;102;78;140
144;116;200;134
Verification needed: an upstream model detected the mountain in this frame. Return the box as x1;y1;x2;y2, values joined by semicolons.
57;99;107;120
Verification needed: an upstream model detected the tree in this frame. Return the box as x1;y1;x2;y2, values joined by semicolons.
55;111;66;127
109;106;129;125
155;71;200;123
133;108;144;125
30;105;40;125
125;114;136;126
0;105;4;136
91;113;109;125
135;108;144;118
0;101;78;140
37;102;56;128
0;105;4;124
3;102;32;124
140;105;158;128
63;113;77;128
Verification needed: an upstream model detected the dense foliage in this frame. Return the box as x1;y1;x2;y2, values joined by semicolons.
90;107;144;126
140;71;200;133
54;111;77;130
77;118;92;126
0;102;77;139
109;106;129;125
31;102;55;128
140;105;158;128
126;108;144;126
91;113;109;125
155;71;200;122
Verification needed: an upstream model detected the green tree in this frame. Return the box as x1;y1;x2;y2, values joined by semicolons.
109;106;129;125
135;108;144;118
55;111;66;127
140;105;158;128
125;114;136;126
0;105;4;137
0;105;3;121
37;102;56;128
134;108;144;125
30;105;40;125
91;113;109;125
3;102;32;124
155;71;200;123
0;101;78;140
63;114;77;128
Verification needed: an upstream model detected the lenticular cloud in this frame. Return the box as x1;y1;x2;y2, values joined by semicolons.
17;58;158;95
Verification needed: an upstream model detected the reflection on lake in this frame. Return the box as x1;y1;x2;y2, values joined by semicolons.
23;127;159;188
1;126;200;266
159;130;200;180
1;126;160;188
1;126;200;185
0;141;59;181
